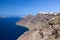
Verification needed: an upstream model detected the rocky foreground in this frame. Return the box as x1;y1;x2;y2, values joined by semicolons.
17;12;60;40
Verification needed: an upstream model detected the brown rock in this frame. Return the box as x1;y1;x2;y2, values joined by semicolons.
17;29;42;40
17;13;60;40
16;13;54;30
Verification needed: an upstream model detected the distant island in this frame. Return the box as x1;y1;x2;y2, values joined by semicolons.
0;16;6;18
16;12;60;40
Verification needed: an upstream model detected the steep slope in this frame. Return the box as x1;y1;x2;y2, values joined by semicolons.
16;13;54;30
17;14;60;40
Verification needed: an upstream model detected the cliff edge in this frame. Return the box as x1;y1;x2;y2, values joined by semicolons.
16;13;55;30
17;12;60;40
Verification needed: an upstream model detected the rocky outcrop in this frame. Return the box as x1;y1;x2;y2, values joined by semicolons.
16;13;55;30
17;12;60;40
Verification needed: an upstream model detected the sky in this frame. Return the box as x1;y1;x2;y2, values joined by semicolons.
0;0;60;17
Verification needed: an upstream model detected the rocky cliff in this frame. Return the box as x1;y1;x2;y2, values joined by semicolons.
16;13;55;30
17;12;60;40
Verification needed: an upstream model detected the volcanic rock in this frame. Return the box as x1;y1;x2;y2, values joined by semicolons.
17;12;60;40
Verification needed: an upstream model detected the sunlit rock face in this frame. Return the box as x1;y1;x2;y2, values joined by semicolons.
17;12;60;40
17;25;60;40
16;13;55;30
17;29;42;40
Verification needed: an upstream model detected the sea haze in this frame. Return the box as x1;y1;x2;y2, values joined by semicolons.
0;17;29;40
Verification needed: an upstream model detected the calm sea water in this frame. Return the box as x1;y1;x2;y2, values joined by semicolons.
0;17;29;40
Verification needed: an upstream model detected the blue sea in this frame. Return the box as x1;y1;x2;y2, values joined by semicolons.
0;17;29;40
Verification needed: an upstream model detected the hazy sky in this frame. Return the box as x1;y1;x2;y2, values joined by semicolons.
0;0;60;17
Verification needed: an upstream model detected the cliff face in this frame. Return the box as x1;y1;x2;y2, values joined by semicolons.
17;13;60;40
16;13;54;30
